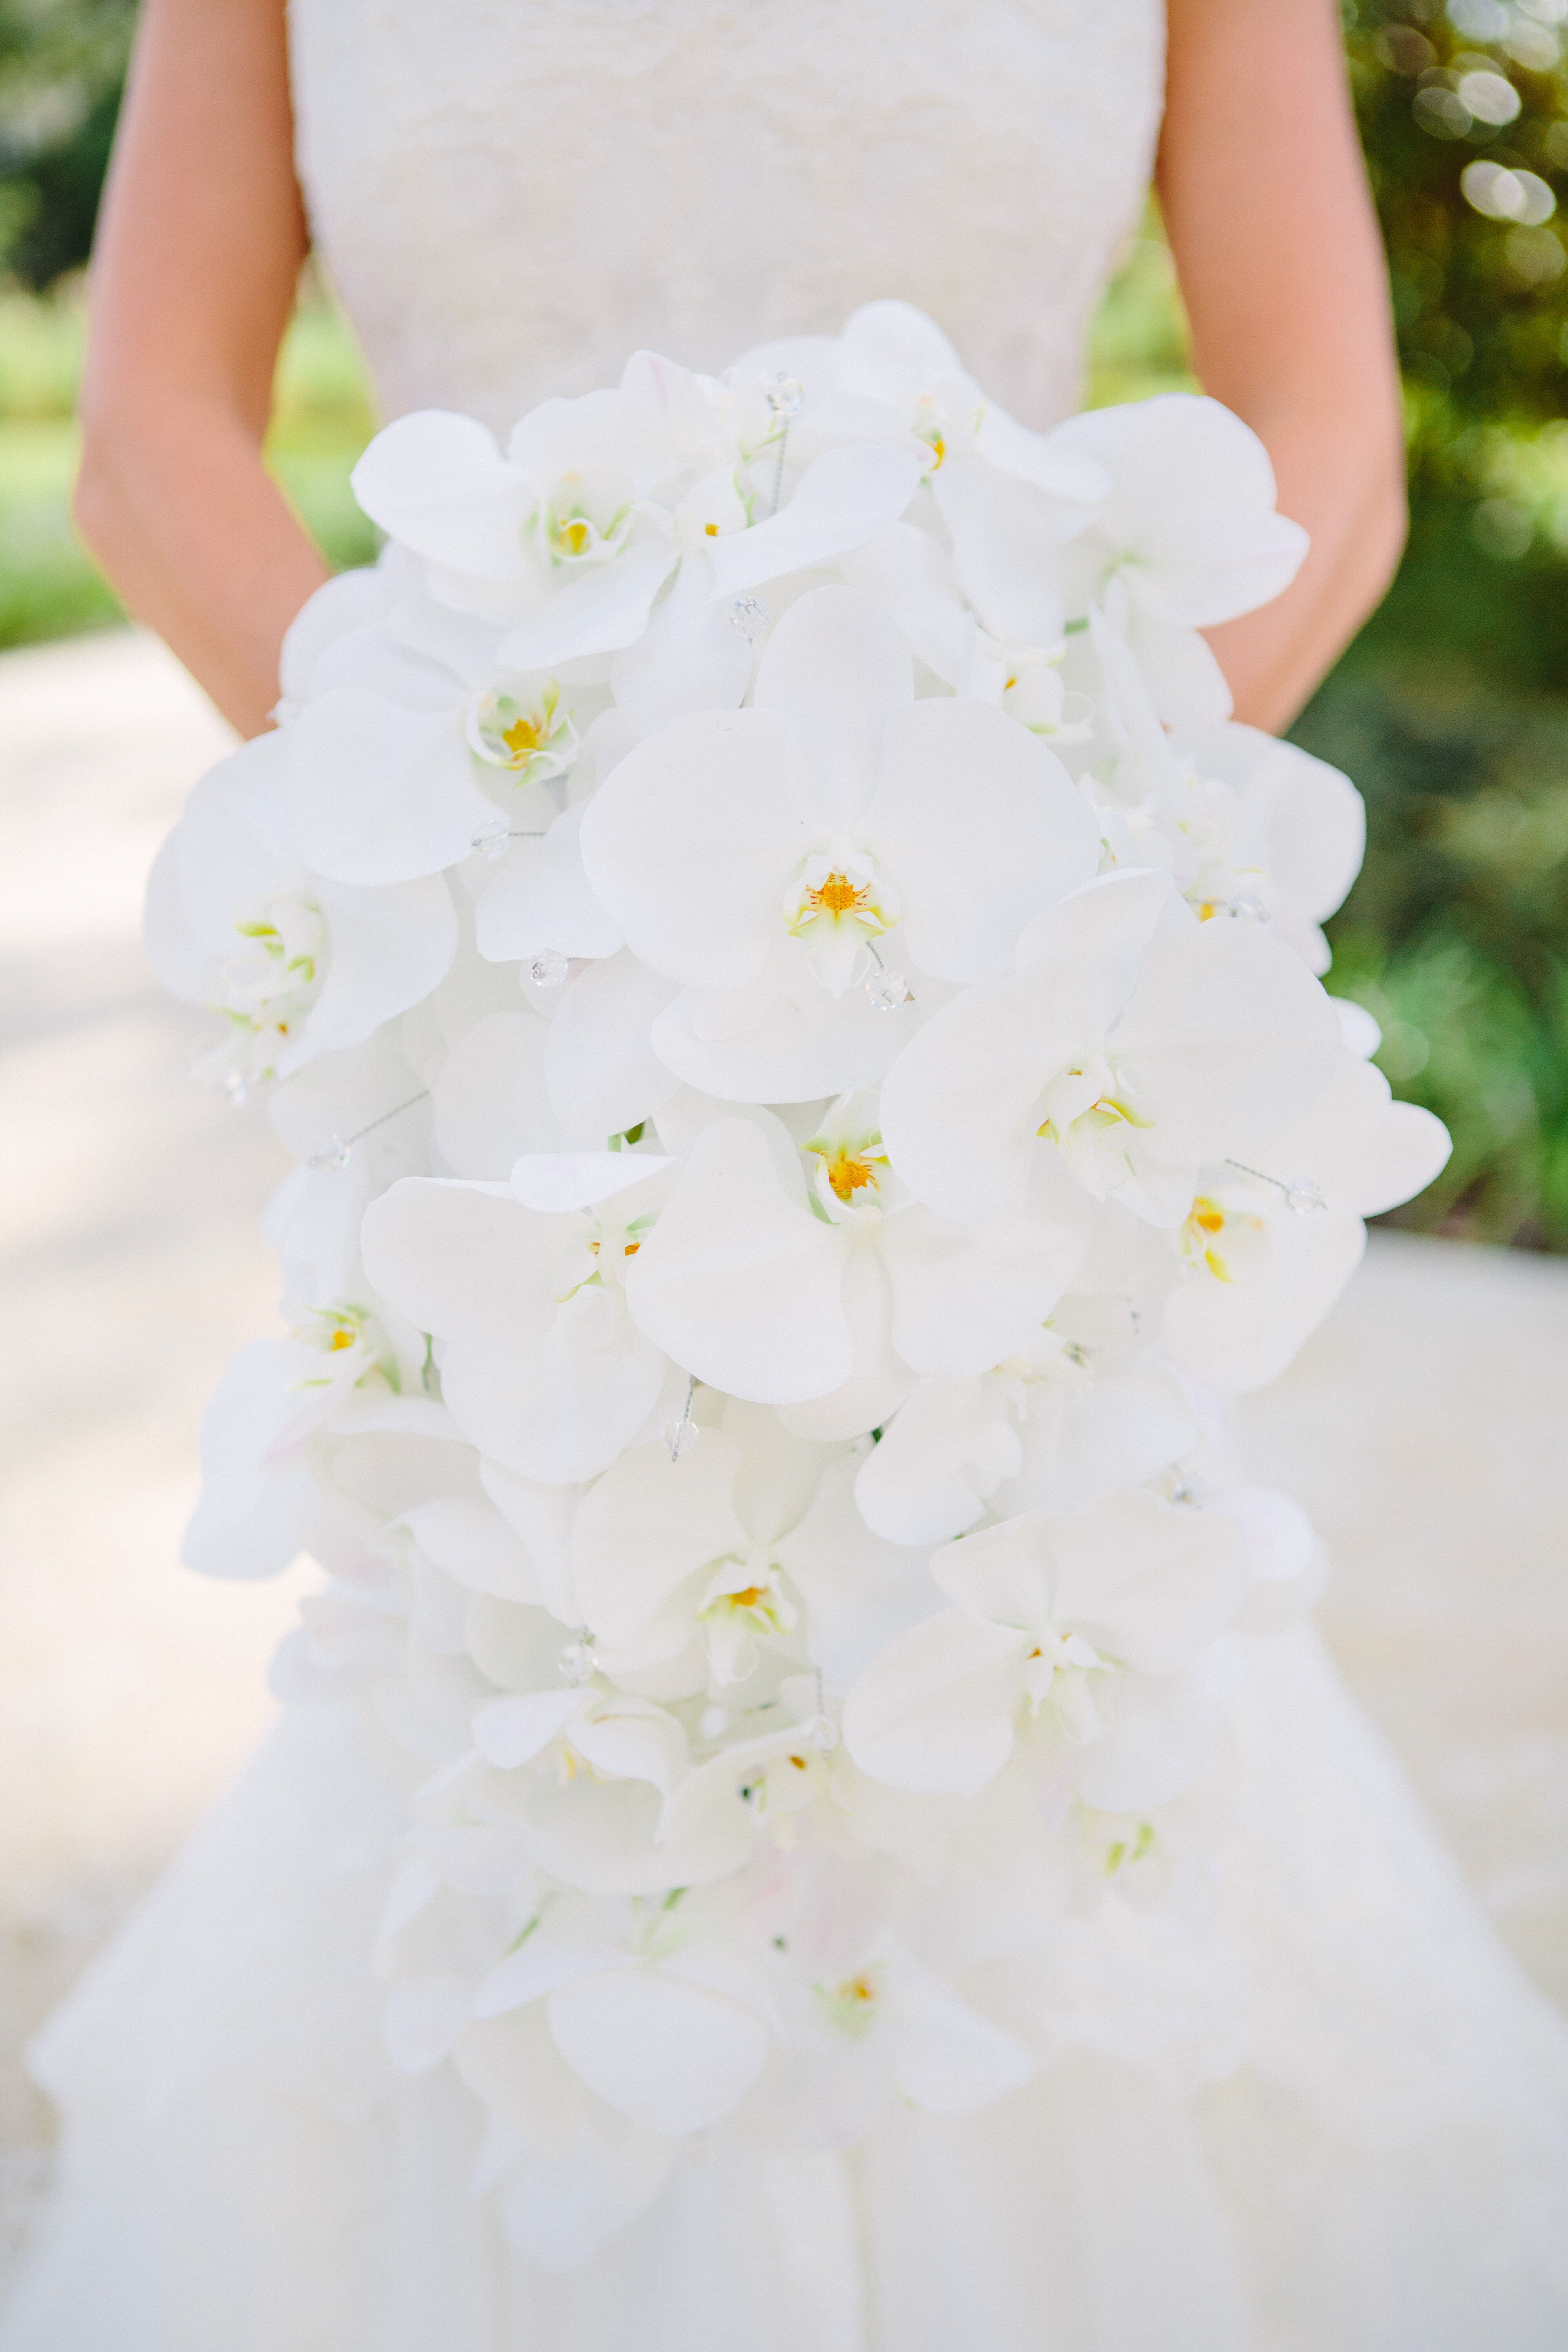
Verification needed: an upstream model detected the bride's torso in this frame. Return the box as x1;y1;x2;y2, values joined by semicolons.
287;0;1166;434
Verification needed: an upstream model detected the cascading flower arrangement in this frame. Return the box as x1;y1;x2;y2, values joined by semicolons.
146;302;1450;2268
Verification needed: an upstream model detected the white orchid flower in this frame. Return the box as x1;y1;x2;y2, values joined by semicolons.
842;1490;1249;1806
571;1407;837;1692
580;585;1102;1098
739;1941;1033;2149
1201;1482;1328;1636
179;1309;433;1582
1161;1048;1451;1390
144;732;458;1085
658;1673;951;1886
878;865;1342;1230
1051;394;1310;721
178;1335;346;1582
851;1310;1195;1548
464;1693;715;1898
315;604;596;902
987;1345;1200;1525
281;573;591;889
474;1683;689;1797
351;376;922;696
623;1109;1089;1437
465;1893;779;2140
571;1406;928;1699
801;302;1108;657
1166;717;1367;974
349;393;673;639
1069;608;1365;980
837;520;1090;752
361;1151;679;1482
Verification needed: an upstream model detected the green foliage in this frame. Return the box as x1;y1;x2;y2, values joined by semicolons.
1293;2;1568;1247
0;0;131;285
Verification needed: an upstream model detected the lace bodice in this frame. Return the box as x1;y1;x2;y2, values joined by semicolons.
287;0;1166;435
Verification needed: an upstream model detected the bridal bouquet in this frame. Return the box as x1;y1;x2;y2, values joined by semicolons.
146;303;1449;2265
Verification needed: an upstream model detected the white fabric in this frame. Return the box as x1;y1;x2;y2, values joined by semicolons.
285;0;1167;432
4;1644;1566;2350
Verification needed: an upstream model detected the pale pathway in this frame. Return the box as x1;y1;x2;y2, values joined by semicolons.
0;630;1564;2263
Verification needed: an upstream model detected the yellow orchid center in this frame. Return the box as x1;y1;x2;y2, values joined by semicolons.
809;871;869;919
555;515;591;557
1180;1194;1266;1284
826;1151;879;1203
501;713;544;759
814;1961;884;2036
328;1328;356;1352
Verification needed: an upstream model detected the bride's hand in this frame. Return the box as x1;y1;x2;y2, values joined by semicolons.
73;0;330;739
1160;0;1408;734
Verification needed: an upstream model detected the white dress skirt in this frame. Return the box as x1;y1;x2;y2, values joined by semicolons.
4;5;1566;2344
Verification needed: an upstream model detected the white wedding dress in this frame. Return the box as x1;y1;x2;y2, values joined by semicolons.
5;6;1568;2347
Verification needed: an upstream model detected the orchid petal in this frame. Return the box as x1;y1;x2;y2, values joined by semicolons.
753;585;911;828
626;1120;853;1403
547;1968;771;2137
706;443;923;599
308;875;458;1049
350;411;536;579
433;1010;575;1178
288;690;498;885
579;710;802;989
476;806;625;964
869;698;1102;982
543;950;682;1142
842;1608;1022;1795
497;527;677;670
1076;1639;1247;1812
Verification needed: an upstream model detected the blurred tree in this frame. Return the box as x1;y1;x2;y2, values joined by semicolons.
1350;0;1568;465
1298;0;1568;1247
0;0;131;286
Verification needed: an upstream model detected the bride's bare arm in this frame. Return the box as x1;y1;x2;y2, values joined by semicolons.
73;0;328;738
1158;0;1407;733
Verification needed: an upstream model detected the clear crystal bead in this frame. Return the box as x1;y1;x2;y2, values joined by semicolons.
471;817;510;861
800;1713;840;1754
1284;1178;1326;1216
697;1704;731;1742
528;949;570;989
866;967;911;1013
221;1073;250;1108
729;594;770;642
764;371;804;418
309;1136;352;1173
1227;891;1269;923
662;1413;700;1463
556;1639;596;1686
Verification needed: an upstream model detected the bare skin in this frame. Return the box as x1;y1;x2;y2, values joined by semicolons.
1159;0;1408;732
75;0;1405;741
